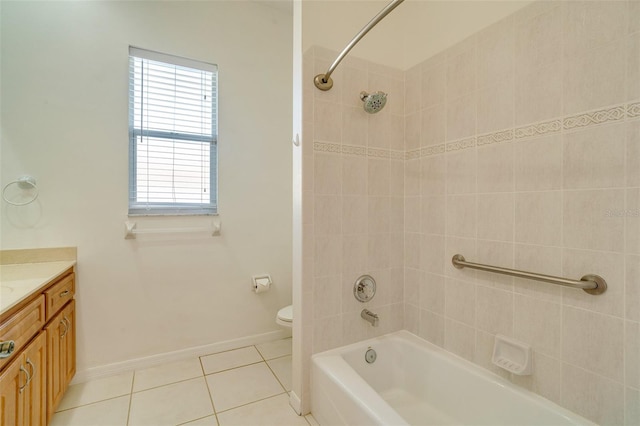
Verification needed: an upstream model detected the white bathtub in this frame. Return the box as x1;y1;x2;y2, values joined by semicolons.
311;331;592;426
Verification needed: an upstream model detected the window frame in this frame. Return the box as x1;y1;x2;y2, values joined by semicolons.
128;47;218;216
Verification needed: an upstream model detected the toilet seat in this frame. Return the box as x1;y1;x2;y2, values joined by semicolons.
276;305;293;328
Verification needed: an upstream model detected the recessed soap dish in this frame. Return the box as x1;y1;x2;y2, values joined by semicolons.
491;334;532;375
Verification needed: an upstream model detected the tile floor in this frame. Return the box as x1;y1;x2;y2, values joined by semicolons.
51;338;319;426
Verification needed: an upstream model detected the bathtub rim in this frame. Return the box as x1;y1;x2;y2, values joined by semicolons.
311;330;594;426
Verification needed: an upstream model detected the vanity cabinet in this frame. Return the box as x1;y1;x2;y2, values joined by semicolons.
0;266;76;425
0;332;47;426
46;300;76;421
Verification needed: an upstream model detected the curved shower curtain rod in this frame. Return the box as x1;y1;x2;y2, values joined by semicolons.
313;0;405;91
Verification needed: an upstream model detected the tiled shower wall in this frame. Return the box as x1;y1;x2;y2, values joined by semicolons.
302;47;406;352
302;0;640;424
403;1;639;424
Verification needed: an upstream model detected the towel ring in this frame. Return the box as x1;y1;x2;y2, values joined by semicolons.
2;176;39;206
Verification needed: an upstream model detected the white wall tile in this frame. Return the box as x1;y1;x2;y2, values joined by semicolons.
477;143;514;193
421;105;445;147
515;191;562;246
626;255;640;321
563;189;625;252
421;62;445;109
563;39;626;115
562;0;628;57
421;195;446;235
514;294;561;358
627;188;640;255
475;240;514;290
562;306;624;382
445;277;476;326
420;272;445;315
513;244;563;301
421;156;446;196
563;123;626;190
477;193;514;242
562;363;624;425
446;194;477;238
476;285;513;336
444;318;476;361
628;121;640;188
626;320;640;389
477;78;514;134
514;134;562;191
446;93;477;141
419;309;445;347
446;149;476;194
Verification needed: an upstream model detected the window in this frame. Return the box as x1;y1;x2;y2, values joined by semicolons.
128;47;218;215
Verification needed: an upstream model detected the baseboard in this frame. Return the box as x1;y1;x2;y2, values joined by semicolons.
289;391;302;415
72;329;291;385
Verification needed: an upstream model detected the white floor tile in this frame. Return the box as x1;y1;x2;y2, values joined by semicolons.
128;377;214;426
180;414;219;425
256;338;292;360
200;346;263;375
206;363;285;412
305;413;320;426
267;356;292;391
57;371;134;411
50;395;130;426
217;394;308;426
133;357;203;392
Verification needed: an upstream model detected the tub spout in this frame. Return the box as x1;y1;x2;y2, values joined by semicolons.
361;309;379;327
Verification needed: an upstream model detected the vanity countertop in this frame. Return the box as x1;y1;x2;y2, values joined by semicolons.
0;260;76;316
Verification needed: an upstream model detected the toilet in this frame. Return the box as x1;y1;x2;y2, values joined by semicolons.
276;305;293;328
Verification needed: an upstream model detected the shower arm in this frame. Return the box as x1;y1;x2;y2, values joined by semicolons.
314;0;405;91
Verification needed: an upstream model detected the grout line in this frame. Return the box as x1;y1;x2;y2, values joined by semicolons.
126;372;135;425
214;391;289;415
131;375;206;394
202;360;265;377
53;394;131;414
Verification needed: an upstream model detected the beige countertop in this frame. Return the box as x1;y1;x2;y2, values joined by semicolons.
0;247;77;316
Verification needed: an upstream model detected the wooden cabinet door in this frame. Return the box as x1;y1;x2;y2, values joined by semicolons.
46;309;65;422
62;300;76;388
0;353;24;426
22;333;46;426
46;300;76;422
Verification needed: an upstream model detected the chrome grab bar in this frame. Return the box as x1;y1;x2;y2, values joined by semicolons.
0;340;15;359
451;254;607;295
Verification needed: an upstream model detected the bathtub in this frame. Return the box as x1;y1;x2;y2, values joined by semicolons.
311;331;592;425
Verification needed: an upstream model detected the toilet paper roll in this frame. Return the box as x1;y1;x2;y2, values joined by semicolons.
254;277;271;293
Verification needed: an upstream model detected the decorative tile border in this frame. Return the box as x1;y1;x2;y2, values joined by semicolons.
477;129;513;146
422;144;446;157
313;141;341;154
514;120;562;139
563;104;626;130
390;150;405;161
367;148;390;159
314;99;640;158
406;149;421;160
342;144;366;157
446;137;476;152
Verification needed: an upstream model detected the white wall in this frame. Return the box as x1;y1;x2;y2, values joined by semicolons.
0;1;293;372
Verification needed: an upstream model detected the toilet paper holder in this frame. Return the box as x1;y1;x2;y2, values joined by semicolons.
252;274;272;293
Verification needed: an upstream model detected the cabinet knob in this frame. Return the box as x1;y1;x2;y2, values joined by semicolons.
60;290;70;298
0;340;15;359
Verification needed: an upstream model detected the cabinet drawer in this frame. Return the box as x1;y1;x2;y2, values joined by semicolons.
0;295;45;372
44;273;74;321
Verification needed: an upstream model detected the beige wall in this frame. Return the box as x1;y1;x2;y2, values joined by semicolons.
0;1;293;374
302;0;531;70
303;0;640;423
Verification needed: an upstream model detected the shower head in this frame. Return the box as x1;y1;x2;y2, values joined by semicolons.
360;91;387;114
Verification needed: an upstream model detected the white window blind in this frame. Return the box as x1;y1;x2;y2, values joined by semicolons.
128;47;218;215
